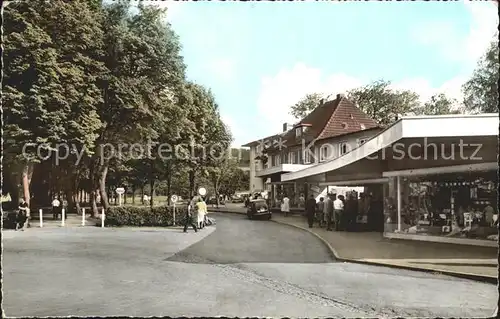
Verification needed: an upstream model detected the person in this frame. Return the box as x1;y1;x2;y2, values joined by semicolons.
17;198;29;231
184;199;198;233
317;197;325;227
281;194;290;217
324;194;334;231
305;195;317;228
299;194;305;208
333;194;344;231
196;197;207;229
52;197;61;220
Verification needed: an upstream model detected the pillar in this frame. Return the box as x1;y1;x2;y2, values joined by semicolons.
397;176;401;231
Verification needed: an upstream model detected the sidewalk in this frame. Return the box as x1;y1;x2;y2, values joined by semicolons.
209;205;498;283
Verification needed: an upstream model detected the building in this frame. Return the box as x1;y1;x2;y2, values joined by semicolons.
281;113;498;244
242;94;384;209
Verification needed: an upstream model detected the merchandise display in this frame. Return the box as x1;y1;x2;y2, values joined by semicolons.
384;171;498;240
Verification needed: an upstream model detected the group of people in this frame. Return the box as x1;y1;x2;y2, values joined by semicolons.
183;196;209;233
305;193;346;230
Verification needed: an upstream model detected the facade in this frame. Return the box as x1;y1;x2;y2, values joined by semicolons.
242;94;383;209
281;113;498;244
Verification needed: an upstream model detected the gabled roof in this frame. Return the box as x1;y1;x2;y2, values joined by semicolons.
242;94;381;149
272;95;381;149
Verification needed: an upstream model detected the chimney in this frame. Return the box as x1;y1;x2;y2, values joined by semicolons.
319;99;324;106
282;123;292;132
337;93;344;100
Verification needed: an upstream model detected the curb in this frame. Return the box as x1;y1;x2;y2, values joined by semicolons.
211;209;497;285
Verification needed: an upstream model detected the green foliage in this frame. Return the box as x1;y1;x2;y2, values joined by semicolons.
105;205;188;227
462;39;499;113
416;94;462;116
289;92;324;120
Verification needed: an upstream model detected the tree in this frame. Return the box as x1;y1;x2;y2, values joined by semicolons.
416;94;462;115
462;39;499;113
347;80;421;126
289;92;325;120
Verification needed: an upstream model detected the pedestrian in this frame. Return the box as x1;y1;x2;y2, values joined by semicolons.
325;194;334;230
196;197;207;229
333;194;344;231
16;198;29;231
317;197;325;227
52;197;61;220
305;195;316;228
183;199;198;233
281;194;290;217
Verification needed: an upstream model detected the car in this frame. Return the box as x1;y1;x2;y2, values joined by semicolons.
231;196;244;203
246;199;271;220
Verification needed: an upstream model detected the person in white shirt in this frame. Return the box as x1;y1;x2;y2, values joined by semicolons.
52;197;61;220
281;195;290;217
333;194;344;231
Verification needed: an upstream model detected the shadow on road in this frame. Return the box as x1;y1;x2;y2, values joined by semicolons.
166;213;336;264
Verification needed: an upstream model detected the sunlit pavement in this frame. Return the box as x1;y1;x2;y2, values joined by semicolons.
3;213;497;317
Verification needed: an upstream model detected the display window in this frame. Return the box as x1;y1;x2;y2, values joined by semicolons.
384;170;498;241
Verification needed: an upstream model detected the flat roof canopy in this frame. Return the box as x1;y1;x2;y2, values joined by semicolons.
282;114;499;183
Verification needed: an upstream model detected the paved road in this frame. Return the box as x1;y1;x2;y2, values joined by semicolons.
3;213;497;317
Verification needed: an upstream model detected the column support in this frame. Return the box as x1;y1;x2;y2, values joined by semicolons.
397;176;401;232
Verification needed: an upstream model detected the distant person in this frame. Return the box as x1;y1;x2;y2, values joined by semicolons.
325;194;334;231
317;197;325;227
305;195;317;228
299;194;305;208
52;197;61;220
196;197;207;229
281;194;290;217
184;199;198;233
333;194;344;231
17;198;29;231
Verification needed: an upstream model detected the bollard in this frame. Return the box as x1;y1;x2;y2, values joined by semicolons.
101;208;105;228
39;209;43;228
82;208;86;226
61;208;65;227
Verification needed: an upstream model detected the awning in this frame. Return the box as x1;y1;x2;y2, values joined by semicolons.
281;114;499;182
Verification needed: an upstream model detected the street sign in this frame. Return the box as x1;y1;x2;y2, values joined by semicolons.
171;195;178;203
116;187;125;195
198;187;207;196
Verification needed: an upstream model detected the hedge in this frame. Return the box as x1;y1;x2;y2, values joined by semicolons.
104;205;188;227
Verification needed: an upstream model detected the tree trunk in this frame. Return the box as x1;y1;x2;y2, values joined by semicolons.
149;178;155;208
188;169;196;199
98;163;109;209
90;189;98;217
21;162;34;206
132;185;136;204
141;184;145;204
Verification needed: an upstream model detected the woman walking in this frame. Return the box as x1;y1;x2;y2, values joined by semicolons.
196;197;207;229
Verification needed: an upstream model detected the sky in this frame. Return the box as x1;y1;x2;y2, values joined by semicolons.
144;0;498;147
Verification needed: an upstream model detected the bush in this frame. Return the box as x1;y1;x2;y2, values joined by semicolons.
104;205;188;227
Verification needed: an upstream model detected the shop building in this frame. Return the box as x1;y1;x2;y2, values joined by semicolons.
242;94;383;209
281;113;498;245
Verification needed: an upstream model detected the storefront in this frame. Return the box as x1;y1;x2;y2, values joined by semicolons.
384;163;498;243
281;114;498;245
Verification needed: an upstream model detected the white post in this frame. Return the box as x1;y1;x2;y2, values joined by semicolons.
61;208;65;227
173;203;176;225
396;176;401;232
101;208;105;228
82;208;86;226
39;209;43;228
119;194;122;206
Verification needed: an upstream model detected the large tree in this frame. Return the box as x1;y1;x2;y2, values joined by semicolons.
416;94;462;116
347;80;421;126
462;39;499;113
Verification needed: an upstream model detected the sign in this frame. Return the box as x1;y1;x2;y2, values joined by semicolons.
171;195;178;203
198;187;207;196
116;187;125;195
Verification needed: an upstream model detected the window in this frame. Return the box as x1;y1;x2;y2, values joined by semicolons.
304;149;312;164
295;127;302;138
296;150;302;164
288;152;294;164
339;142;349;155
256;145;262;154
320;145;329;162
357;138;366;146
275;154;281;166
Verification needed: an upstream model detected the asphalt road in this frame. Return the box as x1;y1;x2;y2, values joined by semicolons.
2;213;497;317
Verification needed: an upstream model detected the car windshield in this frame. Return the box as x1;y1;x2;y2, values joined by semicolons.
254;201;268;210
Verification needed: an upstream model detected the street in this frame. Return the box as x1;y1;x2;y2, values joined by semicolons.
3;213;497;317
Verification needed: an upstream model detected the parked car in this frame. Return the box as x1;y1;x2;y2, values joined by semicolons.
246;199;271;220
231;196;244;203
